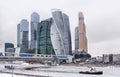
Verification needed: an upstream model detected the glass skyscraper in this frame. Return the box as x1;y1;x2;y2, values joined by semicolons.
37;18;54;55
37;9;72;56
63;13;72;55
5;43;14;52
30;12;40;53
17;19;29;53
51;10;65;55
75;27;79;50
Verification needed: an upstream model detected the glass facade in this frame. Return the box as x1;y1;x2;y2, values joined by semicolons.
37;18;55;55
51;20;64;55
75;27;79;50
52;10;64;41
5;43;14;56
52;10;72;55
37;10;72;56
5;43;14;52
51;10;66;55
17;19;29;53
63;13;72;55
30;12;40;53
17;24;20;47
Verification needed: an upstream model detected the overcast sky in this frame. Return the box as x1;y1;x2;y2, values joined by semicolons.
0;0;120;56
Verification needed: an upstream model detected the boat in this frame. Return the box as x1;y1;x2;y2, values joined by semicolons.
79;71;103;75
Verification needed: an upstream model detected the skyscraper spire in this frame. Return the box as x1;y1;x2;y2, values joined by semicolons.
78;12;88;52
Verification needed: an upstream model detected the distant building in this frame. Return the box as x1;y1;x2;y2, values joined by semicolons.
37;9;72;56
78;12;88;52
103;54;120;64
5;43;14;52
63;13;72;55
37;18;54;55
30;12;40;54
73;12;90;61
51;9;65;55
4;43;14;56
51;9;72;55
75;27;79;51
0;52;4;56
17;24;20;47
17;19;29;53
6;48;15;56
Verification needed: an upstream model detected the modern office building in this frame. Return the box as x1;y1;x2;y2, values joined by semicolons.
37;9;72;55
52;9;72;55
63;13;72;55
75;26;79;50
17;24;20;47
17;19;29;53
38;17;65;55
30;12;40;53
37;18;55;55
78;12;88;52
4;43;14;56
5;43;14;52
74;12;91;60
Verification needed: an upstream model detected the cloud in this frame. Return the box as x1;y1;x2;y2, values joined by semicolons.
0;0;120;55
87;11;120;43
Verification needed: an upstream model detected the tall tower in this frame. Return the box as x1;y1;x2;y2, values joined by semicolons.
17;24;20;47
75;27;79;50
51;9;72;55
17;19;29;53
78;12;88;52
63;13;72;55
30;12;40;54
51;9;65;55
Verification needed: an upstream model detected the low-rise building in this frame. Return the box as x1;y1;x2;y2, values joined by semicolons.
103;54;120;64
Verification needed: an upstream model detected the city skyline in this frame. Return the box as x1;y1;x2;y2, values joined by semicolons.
0;0;120;56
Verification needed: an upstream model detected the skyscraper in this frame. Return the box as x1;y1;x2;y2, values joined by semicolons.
75;27;79;50
37;17;65;55
78;12;88;52
17;24;20;47
63;13;72;55
30;12;40;53
51;9;72;55
17;19;29;53
37;18;54;55
37;9;72;56
51;9;65;55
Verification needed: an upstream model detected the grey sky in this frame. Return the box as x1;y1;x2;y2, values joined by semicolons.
0;0;120;56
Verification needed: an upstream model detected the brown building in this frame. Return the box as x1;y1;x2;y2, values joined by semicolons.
78;12;88;52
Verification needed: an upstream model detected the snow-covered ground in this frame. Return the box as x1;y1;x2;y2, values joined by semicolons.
1;73;27;77
0;63;120;77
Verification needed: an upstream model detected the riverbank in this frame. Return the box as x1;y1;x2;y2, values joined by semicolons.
61;62;120;67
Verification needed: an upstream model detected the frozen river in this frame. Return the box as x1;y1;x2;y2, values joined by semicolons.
0;64;120;77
